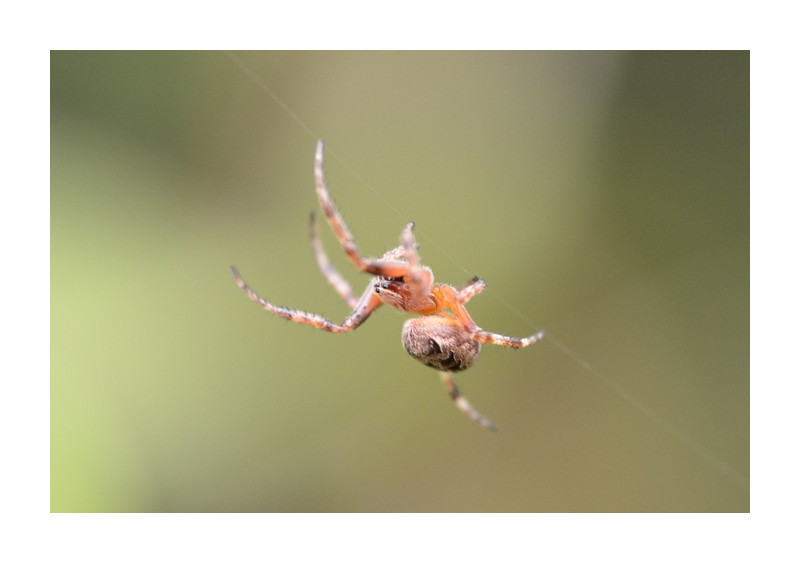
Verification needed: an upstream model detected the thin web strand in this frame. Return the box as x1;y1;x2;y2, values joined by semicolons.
225;52;748;492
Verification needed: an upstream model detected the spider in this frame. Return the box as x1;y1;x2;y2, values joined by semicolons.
230;141;544;431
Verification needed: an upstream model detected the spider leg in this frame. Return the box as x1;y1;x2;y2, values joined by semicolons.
434;286;544;348
439;371;497;431
456;276;487;304
439;284;545;349
230;266;381;333
400;221;420;269
314;140;408;278
472;329;545;348
399;222;433;295
309;212;359;309
380;244;406;262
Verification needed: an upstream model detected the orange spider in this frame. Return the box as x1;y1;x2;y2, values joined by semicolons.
231;141;544;430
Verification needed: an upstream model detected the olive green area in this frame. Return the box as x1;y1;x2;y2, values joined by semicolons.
51;51;748;512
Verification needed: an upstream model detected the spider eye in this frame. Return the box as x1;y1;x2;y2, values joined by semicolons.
379;276;404;283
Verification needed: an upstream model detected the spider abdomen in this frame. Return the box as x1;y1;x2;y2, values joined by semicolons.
402;315;481;372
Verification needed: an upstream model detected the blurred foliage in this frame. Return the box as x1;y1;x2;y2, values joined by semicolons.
51;51;748;512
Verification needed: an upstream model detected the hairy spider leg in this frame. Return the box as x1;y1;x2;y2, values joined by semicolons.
456;276;487;303
230;266;382;333
309;212;359;309
473;328;546;348
399;221;436;300
439;371;497;431
314;140;409;278
432;278;545;349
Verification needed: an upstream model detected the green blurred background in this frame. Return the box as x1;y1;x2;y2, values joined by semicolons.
51;51;748;512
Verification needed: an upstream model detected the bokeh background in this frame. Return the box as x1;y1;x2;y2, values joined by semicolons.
51;51;748;512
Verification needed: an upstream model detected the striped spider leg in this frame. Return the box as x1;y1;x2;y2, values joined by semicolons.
229;264;382;334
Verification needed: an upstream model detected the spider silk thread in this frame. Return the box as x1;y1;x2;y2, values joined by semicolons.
224;51;748;492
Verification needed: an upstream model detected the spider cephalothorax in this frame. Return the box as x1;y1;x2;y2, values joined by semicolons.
231;141;544;430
